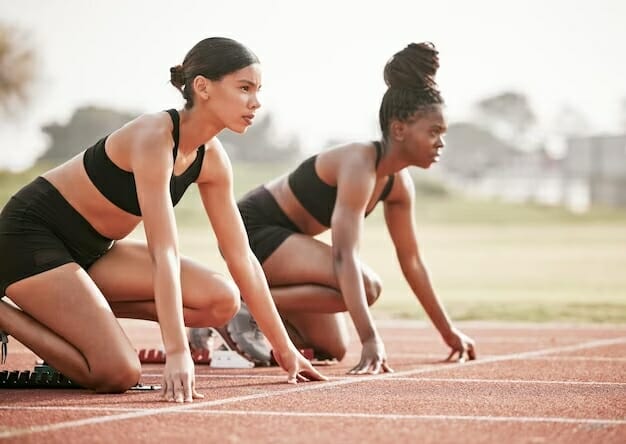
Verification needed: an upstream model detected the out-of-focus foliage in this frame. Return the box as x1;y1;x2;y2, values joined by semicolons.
0;22;36;113
218;113;301;163
438;122;519;179
474;91;536;148
38;106;301;165
38;106;138;164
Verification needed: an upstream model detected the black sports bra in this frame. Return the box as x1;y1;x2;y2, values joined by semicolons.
83;109;205;216
287;141;395;227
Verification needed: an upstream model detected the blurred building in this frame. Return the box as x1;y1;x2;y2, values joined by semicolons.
438;122;566;208
438;122;626;212
564;134;626;211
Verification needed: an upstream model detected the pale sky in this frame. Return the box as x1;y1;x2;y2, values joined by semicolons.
1;0;625;170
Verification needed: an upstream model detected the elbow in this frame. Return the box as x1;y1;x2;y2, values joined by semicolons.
332;244;355;268
150;248;179;269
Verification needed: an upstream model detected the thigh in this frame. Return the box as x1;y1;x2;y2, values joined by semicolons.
262;233;380;288
262;234;337;287
88;239;237;307
6;263;137;366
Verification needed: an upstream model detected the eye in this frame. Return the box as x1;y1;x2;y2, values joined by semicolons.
240;85;250;92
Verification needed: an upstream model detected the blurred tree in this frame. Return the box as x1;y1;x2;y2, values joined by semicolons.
552;105;592;142
39;106;138;164
439;122;519;179
0;22;36;114
39;106;300;165
544;105;592;158
218;113;301;163
553;105;590;137
473;91;537;149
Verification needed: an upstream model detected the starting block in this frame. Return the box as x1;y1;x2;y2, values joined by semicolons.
0;364;160;391
137;348;212;365
209;349;254;368
0;365;81;389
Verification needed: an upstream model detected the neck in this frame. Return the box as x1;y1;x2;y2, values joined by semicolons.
375;139;411;177
177;107;225;154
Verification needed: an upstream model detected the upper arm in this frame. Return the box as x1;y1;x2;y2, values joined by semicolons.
331;155;376;256
383;169;421;261
196;139;250;263
129;119;178;258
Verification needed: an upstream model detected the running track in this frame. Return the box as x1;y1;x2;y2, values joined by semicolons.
1;320;625;443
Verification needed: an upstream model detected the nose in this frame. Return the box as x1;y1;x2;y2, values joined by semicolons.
437;135;445;149
250;93;261;110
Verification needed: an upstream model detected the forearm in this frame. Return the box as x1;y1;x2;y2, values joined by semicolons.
401;259;453;337
226;252;292;352
335;254;379;344
152;256;188;355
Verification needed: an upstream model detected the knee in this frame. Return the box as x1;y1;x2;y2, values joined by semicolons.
321;334;349;361
210;280;240;327
315;330;349;362
363;272;382;306
330;340;348;361
188;276;240;327
91;356;141;394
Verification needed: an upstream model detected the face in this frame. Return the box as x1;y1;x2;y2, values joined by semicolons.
199;63;262;133
397;106;447;169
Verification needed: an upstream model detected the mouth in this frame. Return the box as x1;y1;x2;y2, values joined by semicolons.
242;114;255;125
432;148;443;163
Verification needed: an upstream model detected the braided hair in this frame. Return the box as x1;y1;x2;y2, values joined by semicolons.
379;42;444;139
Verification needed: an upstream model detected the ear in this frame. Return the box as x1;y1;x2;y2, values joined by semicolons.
390;120;406;142
192;75;212;101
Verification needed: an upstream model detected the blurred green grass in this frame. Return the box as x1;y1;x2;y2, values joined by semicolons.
3;162;626;323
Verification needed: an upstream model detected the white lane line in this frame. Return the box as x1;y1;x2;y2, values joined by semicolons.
0;406;140;413
1;406;624;426
143;373;352;381
524;356;626;362
174;409;626;426
355;353;626;362
389;336;593;343
143;373;284;379
386;377;626;386
1;336;625;439
375;320;626;330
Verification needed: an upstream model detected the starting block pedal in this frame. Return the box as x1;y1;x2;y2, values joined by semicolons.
209;350;254;368
137;348;212;365
1;365;81;389
129;383;161;391
0;364;160;391
189;349;212;364
137;349;167;364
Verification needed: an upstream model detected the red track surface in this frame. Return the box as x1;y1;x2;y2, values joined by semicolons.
1;320;625;443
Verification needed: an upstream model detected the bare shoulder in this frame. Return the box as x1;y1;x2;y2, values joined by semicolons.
386;169;415;203
328;141;376;165
197;137;232;185
318;141;377;184
112;111;173;155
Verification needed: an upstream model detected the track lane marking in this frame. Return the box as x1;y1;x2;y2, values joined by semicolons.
1;406;624;426
1;335;624;439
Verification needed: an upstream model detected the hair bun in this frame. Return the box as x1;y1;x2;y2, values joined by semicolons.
169;65;185;88
383;42;440;91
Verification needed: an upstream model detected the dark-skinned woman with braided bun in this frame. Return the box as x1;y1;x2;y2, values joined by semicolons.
191;42;476;373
